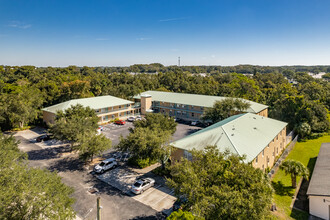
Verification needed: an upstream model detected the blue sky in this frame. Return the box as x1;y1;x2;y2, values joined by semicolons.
1;0;330;66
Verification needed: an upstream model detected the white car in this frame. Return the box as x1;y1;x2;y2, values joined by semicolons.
127;116;135;122
191;121;198;126
131;178;155;194
135;116;142;121
93;158;117;174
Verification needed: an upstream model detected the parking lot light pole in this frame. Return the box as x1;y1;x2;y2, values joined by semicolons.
97;197;101;220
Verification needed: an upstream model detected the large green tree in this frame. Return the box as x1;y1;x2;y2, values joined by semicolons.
167;210;196;220
0;85;43;129
133;113;177;134
280;159;309;188
118;127;172;167
76;132;112;162
167;146;273;220
49;104;99;148
0;133;76;219
202;98;251;124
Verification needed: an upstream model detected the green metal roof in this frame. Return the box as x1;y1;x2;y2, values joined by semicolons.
134;91;268;113
171;113;287;162
42;96;133;114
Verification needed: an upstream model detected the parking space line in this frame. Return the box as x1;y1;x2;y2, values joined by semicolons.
133;185;161;202
152;189;175;206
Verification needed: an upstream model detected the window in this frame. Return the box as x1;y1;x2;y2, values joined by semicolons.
262;165;264;170
255;156;258;163
262;150;264;157
267;156;269;163
267;144;269;148
191;113;195;117
184;150;192;161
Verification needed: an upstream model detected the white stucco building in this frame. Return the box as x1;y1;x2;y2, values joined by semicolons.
307;143;330;220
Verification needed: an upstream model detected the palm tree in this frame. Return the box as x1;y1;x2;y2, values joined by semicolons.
280;159;309;188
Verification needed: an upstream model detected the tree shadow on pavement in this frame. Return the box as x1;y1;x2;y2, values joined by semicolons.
27;145;71;160
130;212;166;220
49;156;85;172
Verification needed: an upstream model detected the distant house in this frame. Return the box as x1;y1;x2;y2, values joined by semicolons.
42;96;140;125
307;143;330;220
170;113;287;170
134;91;268;121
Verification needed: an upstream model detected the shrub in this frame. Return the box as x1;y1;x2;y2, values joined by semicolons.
128;157;157;168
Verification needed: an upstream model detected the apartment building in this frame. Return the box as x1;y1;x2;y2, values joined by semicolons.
134;91;268;121
42;95;141;125
171;113;287;170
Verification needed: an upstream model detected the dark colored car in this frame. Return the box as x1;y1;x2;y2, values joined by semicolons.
115;120;126;125
36;134;51;142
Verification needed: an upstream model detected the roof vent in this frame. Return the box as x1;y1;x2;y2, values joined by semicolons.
232;128;235;130
253;117;256;119
254;127;257;130
231;134;234;136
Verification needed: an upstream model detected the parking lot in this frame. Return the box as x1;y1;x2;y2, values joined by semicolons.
100;120;202;146
12;120;203;219
95;164;176;213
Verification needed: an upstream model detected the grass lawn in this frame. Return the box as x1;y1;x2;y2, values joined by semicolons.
271;134;330;219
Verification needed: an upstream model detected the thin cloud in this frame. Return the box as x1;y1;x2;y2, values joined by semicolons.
136;37;152;41
159;17;190;22
7;21;32;29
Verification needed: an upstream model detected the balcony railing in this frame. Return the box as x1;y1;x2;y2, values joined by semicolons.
96;107;130;115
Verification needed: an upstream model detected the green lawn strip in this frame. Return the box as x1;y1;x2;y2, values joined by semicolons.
272;135;330;219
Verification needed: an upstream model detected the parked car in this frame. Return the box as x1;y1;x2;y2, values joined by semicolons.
135;116;142;121
93;158;118;174
127;116;135;122
36;134;51;142
131;178;155;194
191;121;198;126
97;126;103;134
115;120;126;125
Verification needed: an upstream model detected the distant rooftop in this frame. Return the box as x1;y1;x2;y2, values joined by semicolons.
134;91;268;114
307;143;330;197
42;96;133;114
171;113;287;162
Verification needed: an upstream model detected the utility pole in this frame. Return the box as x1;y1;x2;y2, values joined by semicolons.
97;197;101;220
178;57;180;66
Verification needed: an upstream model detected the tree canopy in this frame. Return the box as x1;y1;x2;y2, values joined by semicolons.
280;159;309;188
49;104;99;147
0;133;76;219
167;146;273;220
0;65;328;139
202;98;251;124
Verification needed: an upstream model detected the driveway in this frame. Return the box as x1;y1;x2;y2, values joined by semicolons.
101;122;134;146
14;128;163;220
95;164;176;213
171;123;202;142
